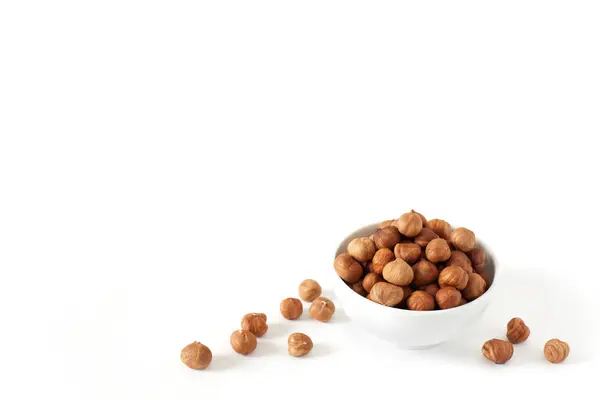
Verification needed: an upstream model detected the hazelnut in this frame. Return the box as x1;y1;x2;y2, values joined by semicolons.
350;279;368;296
421;283;440;298
288;333;313;357
544;339;570;363
181;341;212;370
394;243;422;265
382;259;414;286
372;226;402;250
467;247;487;274
459;297;467;306
410;209;428;227
425;238;452;263
439;266;469;290
298;279;322;302
334;253;363;283
482;339;514;364
412;259;439;286
446;251;473;273
406;290;435;311
369;282;404;306
435;286;461;309
378;219;395;229
309;297;335;322
371;248;395;275
230;330;257;355
394;212;423;237
280;298;303;320
400;285;413;302
506;317;530;344
413;228;439;248
362;272;384;292
241;313;268;337
426;219;452;240
450;227;476;252
347;237;377;262
462;273;487;300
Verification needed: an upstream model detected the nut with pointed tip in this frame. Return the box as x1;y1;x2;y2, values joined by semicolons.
544;339;569;363
482;339;514;364
410;209;427;226
425;238;452;263
372;226;402;250
426;219;452;240
435;286;461;309
362;272;384;292
309;297;335;322
450;227;476;252
280;298;303;320
288;333;313;357
394;212;423;237
446;251;473;273
378;219;395;229
463;273;487;301
406;290;435;311
412;259;439;287
371;248;394;275
369;282;404;306
334;253;363;283
230;330;257;355
347;237;377;262
181;342;212;369
298;279;322;302
467;248;487;274
241;313;268;337
394;242;422;265
506;318;530;344
439;266;469;290
413;228;439;248
382;259;414;286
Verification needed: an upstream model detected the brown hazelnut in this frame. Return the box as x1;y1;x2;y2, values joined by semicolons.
425;238;452;263
347;237;377;262
439;266;469;290
230;330;257;355
406;290;435;311
382;259;414;286
467;247;487;274
410;209;427;226
362;272;384;292
506;317;530;344
446;251;473;273
372;226;402;250
482;339;514;364
371;248;394;275
288;333;313;357
394;243;422;265
181;341;212;370
435;286;461;309
450;227;476;252
241;313;268;337
378;219;395;229
394;212;423;237
309;297;335;322
426;219;452;240
400;285;413;301
349;279;368;296
421;283;440;298
369;282;404;306
280;298;303;320
334;253;363;283
298;279;322;302
462;273;487;300
459;297;467;306
412;259;439;286
544;339;570;363
413;228;439;248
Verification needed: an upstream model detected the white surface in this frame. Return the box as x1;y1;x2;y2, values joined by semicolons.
1;1;600;399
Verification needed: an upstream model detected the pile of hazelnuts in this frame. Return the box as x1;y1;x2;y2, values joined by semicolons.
334;210;489;310
180;279;334;370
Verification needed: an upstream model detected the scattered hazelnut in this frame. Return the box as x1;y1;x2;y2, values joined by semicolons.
462;273;487;300
382;259;414;286
181;341;212;370
482;339;514;364
459;297;467;306
426;219;452;240
406;290;435;311
347;237;377;262
435;286;461;309
298;279;322;302
394;243;422;265
421;283;440;298
544;339;570;363
309;297;335;322
412;259;439;286
413;228;439;248
350;279;368;296
369;282;404;306
410;209;428;227
362;272;384;292
394;212;423;237
280;298;303;320
446;251;473;273
372;226;402;250
425;238;452;263
450;227;476;252
241;313;268;337
334;253;363;283
378;219;395;229
288;333;313;357
371;248;395;275
506;317;530;344
467;247;487;274
230;330;257;355
439;266;469;290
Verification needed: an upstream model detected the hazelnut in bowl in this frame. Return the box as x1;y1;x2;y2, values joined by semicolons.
332;213;498;349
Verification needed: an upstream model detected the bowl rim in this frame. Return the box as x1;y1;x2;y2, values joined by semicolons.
333;223;499;315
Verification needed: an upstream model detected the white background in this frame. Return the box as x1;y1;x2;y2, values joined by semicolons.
1;1;599;399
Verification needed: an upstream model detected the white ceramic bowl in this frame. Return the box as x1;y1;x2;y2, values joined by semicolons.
332;223;498;349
